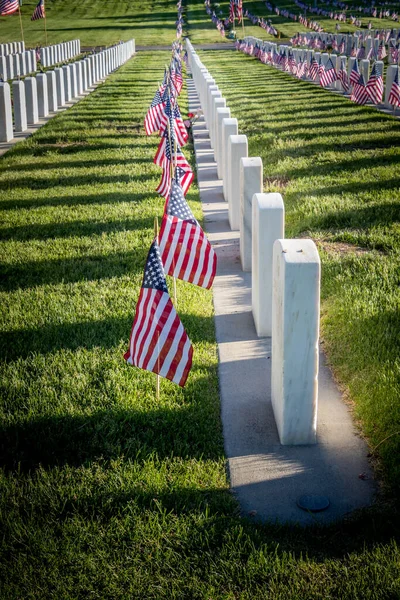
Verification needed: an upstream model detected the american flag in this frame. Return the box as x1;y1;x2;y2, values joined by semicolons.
366;61;384;104
31;0;45;20
235;0;243;23
229;0;235;22
349;60;360;86
388;69;400;107
320;57;338;87
124;239;193;387
158;175;216;290
309;56;319;80
0;0;19;15
351;73;369;105
154;125;193;200
144;87;167;136
378;41;387;60
159;97;188;147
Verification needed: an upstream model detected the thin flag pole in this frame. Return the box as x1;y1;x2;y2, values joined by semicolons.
44;3;48;46
154;216;161;400
18;5;24;45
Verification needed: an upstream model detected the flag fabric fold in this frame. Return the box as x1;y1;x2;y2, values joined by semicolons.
124;239;193;387
158;174;217;290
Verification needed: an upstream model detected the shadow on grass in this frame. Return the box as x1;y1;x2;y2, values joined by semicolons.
0;172;155;191
1;312;216;361
0;215;155;242
0;248;147;292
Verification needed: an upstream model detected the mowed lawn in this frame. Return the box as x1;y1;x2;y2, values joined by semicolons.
0;0;183;47
199;50;400;491
0;46;400;598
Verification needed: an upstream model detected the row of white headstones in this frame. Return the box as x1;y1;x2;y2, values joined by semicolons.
302;30;400;62
186;39;319;446
0;40;81;81
245;36;400;108
0;40;135;143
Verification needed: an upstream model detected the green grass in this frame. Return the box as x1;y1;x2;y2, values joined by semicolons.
1;46;400;599
0;0;184;47
198;50;400;490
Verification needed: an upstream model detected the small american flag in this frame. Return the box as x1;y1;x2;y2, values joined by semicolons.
124;239;193;387
0;0;19;15
144;87;167;136
349;60;360;86
366;61;384;105
159;97;188;147
235;0;243;23
31;0;45;21
320;57;338;87
229;0;235;22
388;69;400;107
154;126;193;200
309;56;319;80
351;73;369;105
159;175;216;290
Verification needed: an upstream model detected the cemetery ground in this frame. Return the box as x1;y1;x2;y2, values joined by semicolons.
2;0;397;50
1;45;400;597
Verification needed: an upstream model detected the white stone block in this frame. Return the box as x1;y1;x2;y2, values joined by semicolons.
0;56;7;81
206;84;219;130
385;65;399;107
63;65;71;102
19;52;26;76
55;67;66;107
222;118;238;200
36;73;49;117
208;89;221;149
240;157;263;272
12;53;20;78
211;97;226;161
0;82;13;141
25;77;39;125
6;55;13;80
271;238;320;445
76;61;83;95
46;71;58;112
216;107;230;179
227;135;248;231
252;193;284;337
30;49;37;73
13;79;27;131
69;63;77;98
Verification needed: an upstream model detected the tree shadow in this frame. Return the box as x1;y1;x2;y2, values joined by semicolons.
0;248;146;292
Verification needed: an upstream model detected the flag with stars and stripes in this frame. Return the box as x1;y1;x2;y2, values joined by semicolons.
144;86;168;135
154;124;193;200
0;0;19;15
31;0;45;20
351;72;369;105
158;175;217;290
349;59;360;86
309;56;319;80
388;69;400;107
320;57;338;87
158;96;188;147
366;61;384;104
124;239;193;387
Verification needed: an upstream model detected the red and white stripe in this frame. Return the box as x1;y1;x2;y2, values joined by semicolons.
159;216;216;290
0;0;19;15
124;288;193;387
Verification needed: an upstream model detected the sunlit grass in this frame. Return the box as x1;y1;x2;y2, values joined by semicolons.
1;49;400;599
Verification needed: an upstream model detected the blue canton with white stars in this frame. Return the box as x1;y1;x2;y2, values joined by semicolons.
167;179;197;224
142;241;168;292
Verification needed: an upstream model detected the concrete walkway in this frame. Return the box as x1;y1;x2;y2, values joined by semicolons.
188;78;376;526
